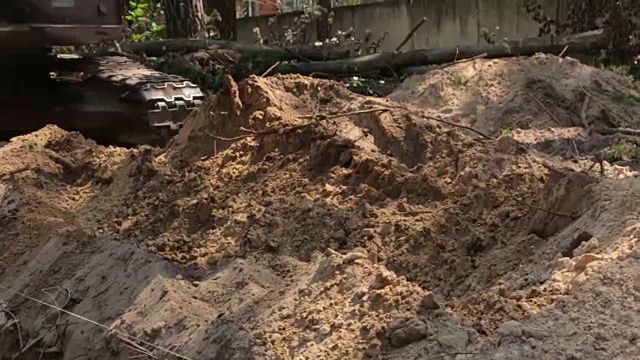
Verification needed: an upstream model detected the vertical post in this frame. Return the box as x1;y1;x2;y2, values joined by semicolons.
316;0;332;41
476;0;483;43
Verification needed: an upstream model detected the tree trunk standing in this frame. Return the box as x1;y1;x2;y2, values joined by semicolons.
316;0;332;42
208;0;237;40
162;0;207;38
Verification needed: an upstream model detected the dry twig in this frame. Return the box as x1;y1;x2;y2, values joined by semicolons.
592;126;640;137
579;94;590;128
525;92;562;125
395;17;427;51
399;106;494;140
300;106;391;120
558;44;569;58
1;307;23;350
422;113;494;140
118;335;158;359
261;61;281;77
513;197;578;219
578;85;631;125
587;152;606;176
11;287;71;359
0;166;32;179
212;107;391;141
44;150;77;173
439;52;487;69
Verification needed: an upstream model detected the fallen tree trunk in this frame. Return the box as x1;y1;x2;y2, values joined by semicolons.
127;39;353;61
272;28;613;75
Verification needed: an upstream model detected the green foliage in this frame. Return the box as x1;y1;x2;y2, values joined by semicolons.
523;0;640;64
609;89;640;106
606;64;634;79
125;0;166;42
480;26;506;45
153;53;224;91
252;6;388;55
601;142;640;163
332;0;379;5
343;76;394;96
500;124;515;137
450;73;470;88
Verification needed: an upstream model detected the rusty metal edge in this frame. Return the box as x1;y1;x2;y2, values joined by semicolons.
0;24;123;47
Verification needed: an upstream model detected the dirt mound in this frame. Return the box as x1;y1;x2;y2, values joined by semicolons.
389;54;640;136
0;73;638;360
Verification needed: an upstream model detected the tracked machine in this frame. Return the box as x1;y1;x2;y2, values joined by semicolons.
0;0;205;145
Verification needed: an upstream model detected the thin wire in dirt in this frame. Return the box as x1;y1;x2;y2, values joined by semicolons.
0;307;23;349
0;285;193;360
512;197;578;219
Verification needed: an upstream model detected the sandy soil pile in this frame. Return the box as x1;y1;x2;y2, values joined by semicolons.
0;64;638;360
389;53;640;136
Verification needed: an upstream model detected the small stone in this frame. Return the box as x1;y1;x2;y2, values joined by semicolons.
495;135;518;153
370;269;396;290
572;253;603;272
436;326;469;350
387;318;407;332
570;273;588;291
361;228;376;238
420;291;440;310
344;252;367;263
496;207;511;221
266;238;279;249
567;352;585;360
367;251;378;264
498;320;523;337
555;257;574;271
388;318;428;347
143;321;166;339
176;275;183;280
574;237;600;257
324;248;341;257
379;224;393;236
364;340;381;357
331;229;346;240
351;247;368;255
522;326;548;339
318;324;331;335
467;328;479;343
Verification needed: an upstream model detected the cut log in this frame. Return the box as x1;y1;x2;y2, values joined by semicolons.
272;28;613;75
127;39;353;61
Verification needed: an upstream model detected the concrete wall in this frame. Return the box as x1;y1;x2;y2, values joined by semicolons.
236;0;565;51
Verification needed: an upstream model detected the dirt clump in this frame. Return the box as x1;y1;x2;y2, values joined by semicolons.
0;71;638;359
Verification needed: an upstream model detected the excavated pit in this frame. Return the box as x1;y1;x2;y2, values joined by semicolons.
0;56;639;360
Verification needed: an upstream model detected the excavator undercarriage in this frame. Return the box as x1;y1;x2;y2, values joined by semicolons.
0;1;206;146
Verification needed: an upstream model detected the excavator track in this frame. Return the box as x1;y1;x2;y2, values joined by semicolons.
0;0;206;146
0;52;206;146
85;55;205;132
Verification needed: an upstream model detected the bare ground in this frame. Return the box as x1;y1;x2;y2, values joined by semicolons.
0;54;639;360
